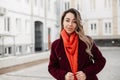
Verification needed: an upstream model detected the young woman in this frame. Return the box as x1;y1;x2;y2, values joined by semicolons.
48;8;106;80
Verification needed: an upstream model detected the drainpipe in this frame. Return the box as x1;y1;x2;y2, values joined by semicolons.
2;36;4;57
112;0;118;35
30;0;34;53
44;0;47;51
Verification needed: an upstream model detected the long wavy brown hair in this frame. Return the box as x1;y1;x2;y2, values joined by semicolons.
61;8;93;58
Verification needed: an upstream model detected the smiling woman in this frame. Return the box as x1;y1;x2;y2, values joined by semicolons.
63;12;77;35
48;8;106;80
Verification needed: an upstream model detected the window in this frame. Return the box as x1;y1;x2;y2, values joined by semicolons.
90;0;96;10
104;0;112;9
109;22;111;33
89;23;97;35
5;47;12;54
68;2;70;9
25;20;30;34
4;17;10;32
77;3;80;10
19;46;22;52
104;22;112;35
16;18;21;32
8;47;12;54
105;23;107;33
65;3;67;10
91;24;93;30
65;2;70;10
5;48;7;54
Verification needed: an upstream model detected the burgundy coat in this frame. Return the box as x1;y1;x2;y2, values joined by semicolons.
48;38;106;80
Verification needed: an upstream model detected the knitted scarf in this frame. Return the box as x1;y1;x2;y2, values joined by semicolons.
61;29;78;75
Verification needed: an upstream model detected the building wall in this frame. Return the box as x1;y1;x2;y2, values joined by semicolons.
0;0;34;56
117;0;120;34
0;0;58;57
59;0;120;46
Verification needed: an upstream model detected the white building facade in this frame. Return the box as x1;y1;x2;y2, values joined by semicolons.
59;0;120;47
0;0;58;57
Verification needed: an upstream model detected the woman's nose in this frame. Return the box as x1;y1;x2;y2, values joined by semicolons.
68;22;72;25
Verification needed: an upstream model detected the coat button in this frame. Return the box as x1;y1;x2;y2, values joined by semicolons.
59;57;61;60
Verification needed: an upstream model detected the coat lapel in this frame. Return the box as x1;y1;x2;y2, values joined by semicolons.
55;38;71;71
55;38;88;72
78;39;87;70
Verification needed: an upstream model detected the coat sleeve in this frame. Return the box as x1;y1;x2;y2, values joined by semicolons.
82;41;106;77
48;41;67;80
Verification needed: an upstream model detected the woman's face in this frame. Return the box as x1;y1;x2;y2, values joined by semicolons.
63;12;77;35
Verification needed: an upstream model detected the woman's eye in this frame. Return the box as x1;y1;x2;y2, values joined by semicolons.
73;20;77;23
66;20;69;22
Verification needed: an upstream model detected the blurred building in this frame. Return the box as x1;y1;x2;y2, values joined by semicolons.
0;0;58;57
58;0;120;47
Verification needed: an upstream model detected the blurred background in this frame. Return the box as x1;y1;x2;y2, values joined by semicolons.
0;0;120;80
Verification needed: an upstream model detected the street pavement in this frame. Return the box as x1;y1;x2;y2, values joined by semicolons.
98;47;120;80
0;62;54;80
0;47;120;80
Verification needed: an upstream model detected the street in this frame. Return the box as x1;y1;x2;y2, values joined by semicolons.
0;47;120;80
98;47;120;80
0;61;54;80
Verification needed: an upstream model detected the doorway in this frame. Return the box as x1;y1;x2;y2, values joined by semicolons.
35;21;43;51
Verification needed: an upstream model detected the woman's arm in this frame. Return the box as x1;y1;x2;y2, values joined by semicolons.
82;41;106;77
48;41;67;80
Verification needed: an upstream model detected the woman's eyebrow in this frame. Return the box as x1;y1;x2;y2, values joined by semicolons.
73;19;76;20
65;18;76;20
65;18;70;20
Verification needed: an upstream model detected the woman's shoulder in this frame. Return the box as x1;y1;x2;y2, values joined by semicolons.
51;38;61;46
51;38;63;51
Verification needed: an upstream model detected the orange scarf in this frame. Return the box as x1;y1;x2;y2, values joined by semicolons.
61;29;78;75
